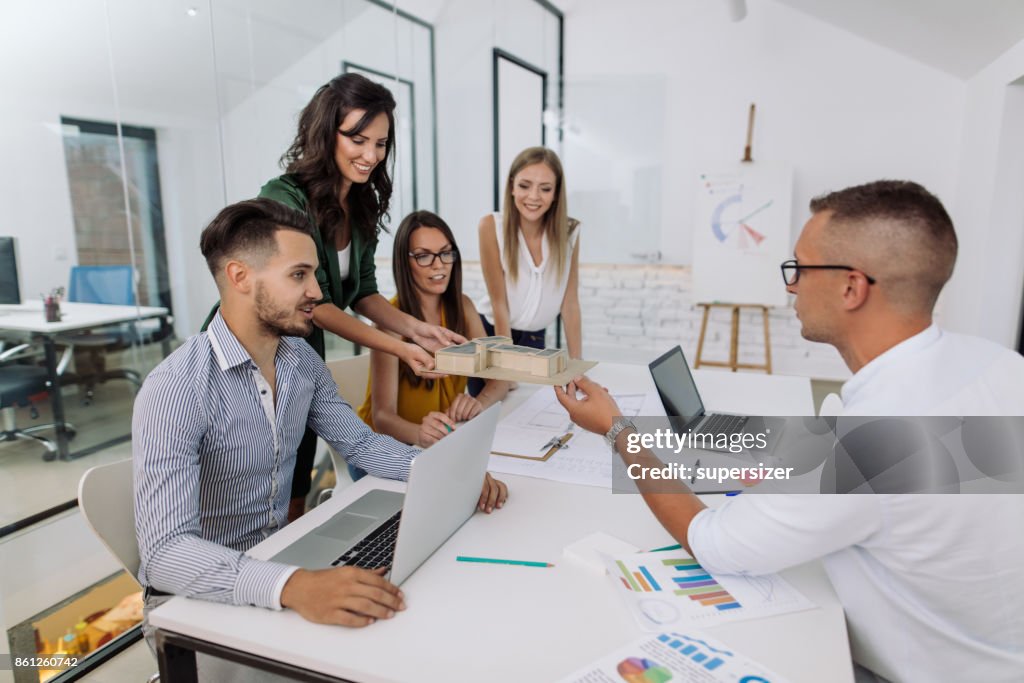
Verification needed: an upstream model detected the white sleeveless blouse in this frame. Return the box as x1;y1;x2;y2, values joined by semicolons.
477;212;579;331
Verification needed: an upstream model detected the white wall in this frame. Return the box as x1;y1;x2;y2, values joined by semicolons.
560;0;966;266
433;0;561;260
944;38;1024;348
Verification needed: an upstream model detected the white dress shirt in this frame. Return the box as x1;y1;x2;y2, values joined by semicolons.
688;325;1024;682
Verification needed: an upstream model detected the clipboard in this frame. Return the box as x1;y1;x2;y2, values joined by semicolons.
492;431;574;461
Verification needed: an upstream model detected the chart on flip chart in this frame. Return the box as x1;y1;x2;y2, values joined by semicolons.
693;162;793;307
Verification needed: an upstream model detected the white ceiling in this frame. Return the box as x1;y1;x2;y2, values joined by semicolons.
767;0;1024;79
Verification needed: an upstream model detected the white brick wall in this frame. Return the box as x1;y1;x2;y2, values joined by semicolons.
374;260;851;380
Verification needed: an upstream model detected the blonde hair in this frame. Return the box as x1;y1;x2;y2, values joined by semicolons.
502;147;578;283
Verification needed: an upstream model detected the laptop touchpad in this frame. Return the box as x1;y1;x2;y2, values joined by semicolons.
315;513;378;542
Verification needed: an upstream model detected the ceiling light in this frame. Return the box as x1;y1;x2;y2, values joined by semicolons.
726;0;747;22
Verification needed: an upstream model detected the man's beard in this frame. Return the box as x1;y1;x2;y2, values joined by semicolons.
254;283;313;337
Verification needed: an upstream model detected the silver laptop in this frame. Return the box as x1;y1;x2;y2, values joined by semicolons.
271;402;501;585
648;345;784;454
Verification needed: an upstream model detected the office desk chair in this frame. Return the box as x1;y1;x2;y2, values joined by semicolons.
0;342;75;459
78;458;140;577
79;461;159;683
62;265;142;404
313;353;371;505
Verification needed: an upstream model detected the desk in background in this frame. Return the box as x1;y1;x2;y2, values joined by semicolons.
150;363;851;682
0;301;170;460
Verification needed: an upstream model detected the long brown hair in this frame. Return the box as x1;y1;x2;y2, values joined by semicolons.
281;73;395;245
502;147;578;283
392;211;466;389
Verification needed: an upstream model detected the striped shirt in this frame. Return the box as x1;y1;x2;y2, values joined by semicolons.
132;311;417;610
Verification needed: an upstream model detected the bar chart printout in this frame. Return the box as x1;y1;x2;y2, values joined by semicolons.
607;552;816;629
558;630;793;683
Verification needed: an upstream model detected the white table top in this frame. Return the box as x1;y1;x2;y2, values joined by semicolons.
0;301;168;335
150;363;850;682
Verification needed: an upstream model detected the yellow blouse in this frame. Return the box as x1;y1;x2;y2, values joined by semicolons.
356;298;468;432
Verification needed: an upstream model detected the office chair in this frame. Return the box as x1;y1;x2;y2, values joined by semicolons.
62;265;142;405
79;461;159;683
314;353;371;505
78;459;140;577
0;342;74;460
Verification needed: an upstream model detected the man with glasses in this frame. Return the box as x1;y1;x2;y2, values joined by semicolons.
556;181;1024;682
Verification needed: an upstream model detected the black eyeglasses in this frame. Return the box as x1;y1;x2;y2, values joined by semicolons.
409;250;458;267
780;259;876;286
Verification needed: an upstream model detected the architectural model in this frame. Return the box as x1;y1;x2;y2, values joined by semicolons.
435;336;569;378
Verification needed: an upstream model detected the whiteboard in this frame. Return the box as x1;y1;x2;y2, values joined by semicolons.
692;163;793;306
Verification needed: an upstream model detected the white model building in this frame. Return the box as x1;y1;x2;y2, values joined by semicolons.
434;336;568;378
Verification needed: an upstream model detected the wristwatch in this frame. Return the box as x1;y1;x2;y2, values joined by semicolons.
604;418;636;450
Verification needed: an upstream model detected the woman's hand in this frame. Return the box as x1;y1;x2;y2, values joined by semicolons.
398;341;437;376
417;411;456;448
446;394;483;422
411;321;467;353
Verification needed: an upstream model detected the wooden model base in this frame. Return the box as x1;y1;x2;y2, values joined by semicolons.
459;359;598;386
434;336;597;385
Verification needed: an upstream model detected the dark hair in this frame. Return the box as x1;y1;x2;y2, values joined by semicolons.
391;210;465;389
281;73;396;245
809;180;958;311
200;198;314;277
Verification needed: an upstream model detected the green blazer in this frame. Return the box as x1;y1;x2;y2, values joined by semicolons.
202;174;381;358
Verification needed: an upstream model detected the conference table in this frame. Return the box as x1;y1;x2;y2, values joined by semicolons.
150;362;853;682
0;301;170;460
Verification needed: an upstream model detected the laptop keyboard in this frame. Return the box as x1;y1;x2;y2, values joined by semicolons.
331;510;402;569
695;413;748;437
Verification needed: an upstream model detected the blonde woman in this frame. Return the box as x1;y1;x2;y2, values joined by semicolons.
472;147;581;394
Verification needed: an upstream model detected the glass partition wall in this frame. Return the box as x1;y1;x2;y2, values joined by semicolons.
0;1;561;679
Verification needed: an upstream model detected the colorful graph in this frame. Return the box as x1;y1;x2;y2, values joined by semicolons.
615;558;742;612
661;557;742;611
657;633;734;672
616;657;673;683
709;193;771;249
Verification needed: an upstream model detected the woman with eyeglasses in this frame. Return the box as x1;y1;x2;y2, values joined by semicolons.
225;74;464;517
356;211;508;459
472;147;582;395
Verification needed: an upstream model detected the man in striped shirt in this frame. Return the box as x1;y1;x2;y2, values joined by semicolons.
133;199;508;637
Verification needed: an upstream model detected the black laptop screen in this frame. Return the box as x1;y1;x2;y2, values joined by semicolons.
648;346;705;424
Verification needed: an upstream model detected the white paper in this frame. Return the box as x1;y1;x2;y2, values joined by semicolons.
559;629;793;683
692;162;793;307
488;390;660;488
605;551;816;630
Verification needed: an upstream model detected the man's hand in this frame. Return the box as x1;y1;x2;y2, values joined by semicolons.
446;393;483;422
411;321;467;353
417;411;456;448
280;566;405;627
477;472;508;513
553;375;623;435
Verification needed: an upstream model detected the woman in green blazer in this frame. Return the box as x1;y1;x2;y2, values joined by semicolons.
263;74;463;518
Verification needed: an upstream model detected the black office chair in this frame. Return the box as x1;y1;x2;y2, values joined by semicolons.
0;343;75;460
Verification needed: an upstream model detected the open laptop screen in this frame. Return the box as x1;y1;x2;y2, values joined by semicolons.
649;346;705;426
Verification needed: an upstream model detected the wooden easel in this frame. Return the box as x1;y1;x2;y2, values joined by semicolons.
694;303;772;373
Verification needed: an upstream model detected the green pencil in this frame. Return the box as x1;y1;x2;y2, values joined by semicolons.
456;555;554;568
